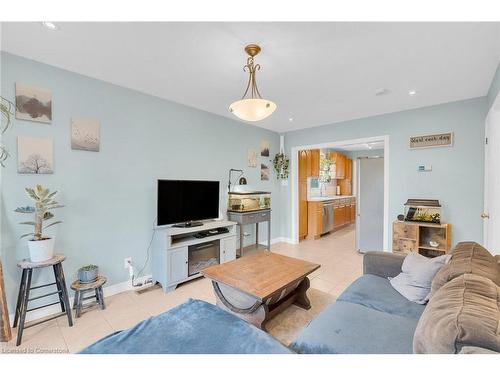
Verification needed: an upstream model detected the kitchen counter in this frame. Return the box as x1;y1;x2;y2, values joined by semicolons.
308;195;355;202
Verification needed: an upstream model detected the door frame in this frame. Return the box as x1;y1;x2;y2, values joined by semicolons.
290;135;390;250
483;93;500;247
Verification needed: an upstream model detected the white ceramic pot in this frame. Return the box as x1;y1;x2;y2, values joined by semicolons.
28;237;55;262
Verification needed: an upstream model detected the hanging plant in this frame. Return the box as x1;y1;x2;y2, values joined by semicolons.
273;152;289;180
0;96;15;167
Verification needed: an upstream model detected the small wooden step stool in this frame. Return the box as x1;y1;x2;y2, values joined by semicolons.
13;254;73;346
70;276;107;318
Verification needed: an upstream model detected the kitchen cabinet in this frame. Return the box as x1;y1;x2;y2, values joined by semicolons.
350;202;356;223
333;205;345;228
339;158;353;195
298;149;320;240
346;158;352;180
310;149;320;177
299;150;308;179
328;152;348;180
307;201;324;240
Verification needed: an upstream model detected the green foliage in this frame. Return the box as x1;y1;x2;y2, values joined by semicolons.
15;185;64;241
79;264;98;272
319;155;333;183
0;96;15;167
273;152;289;180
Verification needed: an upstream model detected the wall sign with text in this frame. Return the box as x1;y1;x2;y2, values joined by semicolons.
409;132;453;149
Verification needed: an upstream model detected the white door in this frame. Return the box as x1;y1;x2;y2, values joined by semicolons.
168;247;188;284
483;94;500;254
356;157;384;253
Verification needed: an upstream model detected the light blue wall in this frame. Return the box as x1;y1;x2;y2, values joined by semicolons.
282;98;488;245
487;62;500;109
0;52;281;311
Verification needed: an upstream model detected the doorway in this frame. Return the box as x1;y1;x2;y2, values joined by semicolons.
291;136;389;252
483;94;500;254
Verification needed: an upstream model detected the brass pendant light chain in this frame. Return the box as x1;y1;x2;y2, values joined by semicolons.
241;54;262;100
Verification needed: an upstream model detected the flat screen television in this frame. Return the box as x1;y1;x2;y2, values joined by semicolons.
157;180;220;227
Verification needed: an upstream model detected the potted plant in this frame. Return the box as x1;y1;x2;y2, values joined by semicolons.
15;185;64;262
78;265;99;283
273;152;289;180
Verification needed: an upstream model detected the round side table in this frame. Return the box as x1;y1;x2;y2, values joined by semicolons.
70;276;107;318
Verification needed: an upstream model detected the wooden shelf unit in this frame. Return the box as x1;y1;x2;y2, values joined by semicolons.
392;220;452;257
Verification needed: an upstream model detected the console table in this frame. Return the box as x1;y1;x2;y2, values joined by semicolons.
152;220;237;293
227;209;271;257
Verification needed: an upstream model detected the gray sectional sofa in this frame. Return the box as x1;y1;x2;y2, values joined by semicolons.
82;241;500;354
292;241;500;354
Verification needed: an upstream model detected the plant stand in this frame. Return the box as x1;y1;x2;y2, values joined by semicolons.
0;260;12;342
13;254;73;346
70;276;107;318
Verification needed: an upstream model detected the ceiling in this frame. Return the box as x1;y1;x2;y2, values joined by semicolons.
1;22;499;133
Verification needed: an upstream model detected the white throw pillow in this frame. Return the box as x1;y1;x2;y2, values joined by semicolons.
389;252;450;304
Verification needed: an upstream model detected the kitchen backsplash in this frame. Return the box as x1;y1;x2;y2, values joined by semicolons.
308;177;338;198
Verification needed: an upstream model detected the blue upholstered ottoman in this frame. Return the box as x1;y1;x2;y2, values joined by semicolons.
80;299;293;354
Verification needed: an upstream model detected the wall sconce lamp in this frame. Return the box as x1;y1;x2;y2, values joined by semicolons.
228;168;247;192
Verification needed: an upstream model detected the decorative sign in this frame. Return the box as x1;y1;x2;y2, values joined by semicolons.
409;132;453;149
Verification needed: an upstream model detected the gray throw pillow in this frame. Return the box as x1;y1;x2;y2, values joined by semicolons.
389;252;450;304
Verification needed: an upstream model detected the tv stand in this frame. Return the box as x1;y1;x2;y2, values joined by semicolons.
152;220;237;293
172;221;203;228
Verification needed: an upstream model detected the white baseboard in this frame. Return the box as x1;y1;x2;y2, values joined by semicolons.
259;237;296;246
8;274;152;326
7;235;297;326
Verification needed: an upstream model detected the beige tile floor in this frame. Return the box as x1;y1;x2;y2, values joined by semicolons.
1;225;362;354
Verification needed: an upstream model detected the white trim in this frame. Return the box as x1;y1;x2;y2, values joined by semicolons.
291;135;390;250
483;93;500;249
8;234;299;326
9;274;152;326
259;237;296;246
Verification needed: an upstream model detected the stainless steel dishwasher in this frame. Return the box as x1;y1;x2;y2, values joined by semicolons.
322;201;334;234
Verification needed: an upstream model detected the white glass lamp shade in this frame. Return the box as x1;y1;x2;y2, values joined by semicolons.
229;98;277;122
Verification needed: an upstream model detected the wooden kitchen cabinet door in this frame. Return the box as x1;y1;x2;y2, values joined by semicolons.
345;158;352;180
338;154;346;179
343;205;350;224
307;202;323;239
330;152;346;179
299;150;308;180
334;206;345;227
310;149;320;177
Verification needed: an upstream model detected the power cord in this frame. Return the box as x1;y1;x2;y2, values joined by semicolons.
130;216;157;287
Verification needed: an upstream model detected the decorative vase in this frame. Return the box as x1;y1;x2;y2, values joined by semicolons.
78;266;99;284
27;237;55;262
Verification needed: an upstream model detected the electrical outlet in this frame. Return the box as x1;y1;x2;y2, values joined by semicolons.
124;257;132;269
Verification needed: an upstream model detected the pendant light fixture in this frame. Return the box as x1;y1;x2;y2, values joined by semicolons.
229;44;277;122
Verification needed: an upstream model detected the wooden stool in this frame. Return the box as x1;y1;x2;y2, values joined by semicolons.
70;276;106;318
13;254;73;346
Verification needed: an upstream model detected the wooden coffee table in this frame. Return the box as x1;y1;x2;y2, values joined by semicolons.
202;252;320;331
